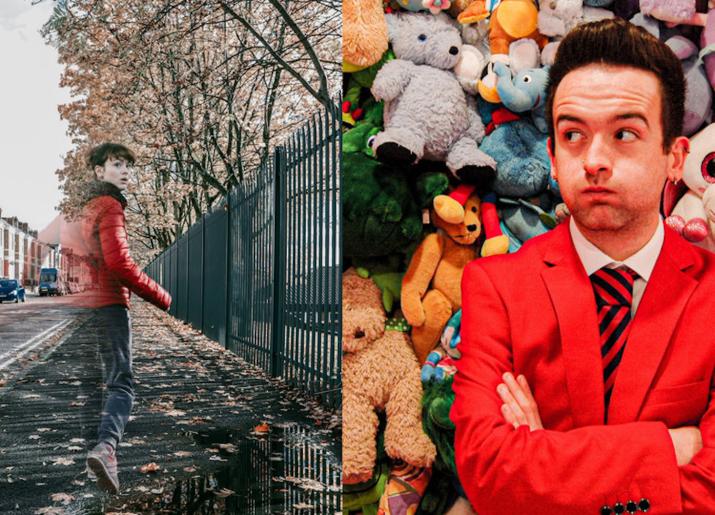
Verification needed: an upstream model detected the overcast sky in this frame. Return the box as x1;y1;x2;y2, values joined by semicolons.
0;0;73;233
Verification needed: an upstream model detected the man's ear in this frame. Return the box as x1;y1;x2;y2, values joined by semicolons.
666;136;689;183
546;137;557;181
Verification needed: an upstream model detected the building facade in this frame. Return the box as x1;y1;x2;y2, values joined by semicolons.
0;208;64;289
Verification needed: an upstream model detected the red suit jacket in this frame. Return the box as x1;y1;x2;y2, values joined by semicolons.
452;221;715;514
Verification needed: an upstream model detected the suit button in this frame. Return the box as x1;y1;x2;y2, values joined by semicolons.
626;500;638;513
601;506;613;515
614;502;625;514
638;498;651;512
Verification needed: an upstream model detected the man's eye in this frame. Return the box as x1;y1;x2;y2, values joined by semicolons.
616;129;637;142
564;131;582;143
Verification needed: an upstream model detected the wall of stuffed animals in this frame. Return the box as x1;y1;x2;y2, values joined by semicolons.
342;0;715;512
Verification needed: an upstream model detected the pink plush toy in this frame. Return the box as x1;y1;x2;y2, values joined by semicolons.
702;10;715;91
664;124;715;252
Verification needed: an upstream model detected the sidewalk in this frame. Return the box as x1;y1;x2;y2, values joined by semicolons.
0;300;341;514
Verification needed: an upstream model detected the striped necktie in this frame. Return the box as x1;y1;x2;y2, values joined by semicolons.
590;266;638;420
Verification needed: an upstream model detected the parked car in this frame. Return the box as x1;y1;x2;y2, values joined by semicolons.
0;279;25;303
39;267;63;296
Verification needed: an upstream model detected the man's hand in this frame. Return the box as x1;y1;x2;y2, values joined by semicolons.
669;426;703;466
497;372;544;431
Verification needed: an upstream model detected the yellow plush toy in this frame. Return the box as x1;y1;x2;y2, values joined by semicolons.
343;0;389;72
401;191;483;364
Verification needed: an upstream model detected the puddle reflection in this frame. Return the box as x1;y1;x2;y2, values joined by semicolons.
80;423;340;514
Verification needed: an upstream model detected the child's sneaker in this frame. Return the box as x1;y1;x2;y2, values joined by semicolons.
86;442;119;494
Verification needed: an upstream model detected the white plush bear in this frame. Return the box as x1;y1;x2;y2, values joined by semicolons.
371;12;497;190
537;0;614;39
665;124;715;253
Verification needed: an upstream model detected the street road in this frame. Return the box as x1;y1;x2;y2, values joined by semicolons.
0;294;84;372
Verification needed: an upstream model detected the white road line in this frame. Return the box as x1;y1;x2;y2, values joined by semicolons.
0;319;72;371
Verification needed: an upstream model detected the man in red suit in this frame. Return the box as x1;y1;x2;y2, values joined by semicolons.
452;18;714;514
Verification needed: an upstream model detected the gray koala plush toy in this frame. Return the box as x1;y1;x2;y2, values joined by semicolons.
370;12;497;192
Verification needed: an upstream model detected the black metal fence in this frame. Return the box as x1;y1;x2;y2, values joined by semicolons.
146;103;341;409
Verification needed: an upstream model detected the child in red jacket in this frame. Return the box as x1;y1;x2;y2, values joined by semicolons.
78;143;171;494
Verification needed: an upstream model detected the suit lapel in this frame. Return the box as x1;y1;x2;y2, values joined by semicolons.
541;224;605;427
608;226;699;424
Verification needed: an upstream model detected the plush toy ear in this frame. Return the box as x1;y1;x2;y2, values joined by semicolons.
662;179;688;217
665;35;698;60
385;13;402;43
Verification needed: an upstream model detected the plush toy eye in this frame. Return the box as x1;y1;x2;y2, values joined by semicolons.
471;206;477;213
522;75;532;83
418;34;427;42
367;135;376;148
702;152;715;184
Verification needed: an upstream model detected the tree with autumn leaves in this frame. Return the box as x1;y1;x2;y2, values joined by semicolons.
41;0;340;261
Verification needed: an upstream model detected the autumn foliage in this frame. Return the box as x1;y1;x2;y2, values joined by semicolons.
43;0;340;263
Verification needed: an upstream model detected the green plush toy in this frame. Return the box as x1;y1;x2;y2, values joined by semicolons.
343;100;384;155
343;153;424;258
414;170;451;210
419;375;460;514
343;51;394;126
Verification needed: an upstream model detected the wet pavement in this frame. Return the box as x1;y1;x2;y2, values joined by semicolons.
0;294;85;376
0;300;341;514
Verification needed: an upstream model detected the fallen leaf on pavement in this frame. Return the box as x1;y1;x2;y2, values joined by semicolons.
183;466;197;473
35;508;66;515
217;443;237;454
254;423;270;433
52;458;75;466
293;503;315;510
138;462;160;473
173;451;192;457
284;476;326;491
50;493;74;505
213;488;234;498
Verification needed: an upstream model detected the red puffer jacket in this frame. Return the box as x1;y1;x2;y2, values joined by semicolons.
78;190;171;310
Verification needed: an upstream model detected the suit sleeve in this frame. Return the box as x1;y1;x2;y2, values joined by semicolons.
451;261;683;514
98;201;172;311
679;376;715;513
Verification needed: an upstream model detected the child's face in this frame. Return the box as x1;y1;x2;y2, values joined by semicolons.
95;156;131;191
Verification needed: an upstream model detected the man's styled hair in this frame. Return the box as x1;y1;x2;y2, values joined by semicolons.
545;18;685;153
87;143;136;172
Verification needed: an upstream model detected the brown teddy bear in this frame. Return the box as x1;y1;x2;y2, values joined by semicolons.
401;191;484;364
342;268;436;485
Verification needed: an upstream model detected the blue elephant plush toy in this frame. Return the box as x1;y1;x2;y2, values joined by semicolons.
493;62;550;133
478;98;551;199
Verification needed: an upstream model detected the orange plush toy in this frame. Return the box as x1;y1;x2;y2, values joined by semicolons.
458;0;548;57
343;0;389;72
401;190;487;364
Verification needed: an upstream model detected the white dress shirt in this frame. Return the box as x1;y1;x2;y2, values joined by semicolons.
569;217;664;315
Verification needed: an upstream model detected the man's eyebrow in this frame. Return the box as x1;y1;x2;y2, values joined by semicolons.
613;113;649;127
555;114;583;125
555;113;650;126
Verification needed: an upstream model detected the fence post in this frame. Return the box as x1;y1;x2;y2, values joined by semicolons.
224;195;232;350
271;147;287;378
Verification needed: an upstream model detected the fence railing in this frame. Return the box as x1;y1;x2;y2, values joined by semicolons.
146;103;341;409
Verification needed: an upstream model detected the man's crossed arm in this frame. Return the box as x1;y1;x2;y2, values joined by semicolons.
495;372;704;467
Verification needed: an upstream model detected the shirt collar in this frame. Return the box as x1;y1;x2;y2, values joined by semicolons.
569;217;664;281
